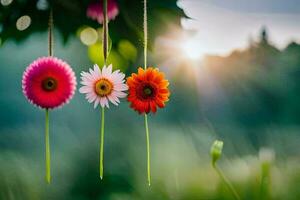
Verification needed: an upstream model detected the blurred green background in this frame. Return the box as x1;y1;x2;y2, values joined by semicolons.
1;0;300;199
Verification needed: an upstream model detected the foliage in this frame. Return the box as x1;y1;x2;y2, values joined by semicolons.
0;0;186;48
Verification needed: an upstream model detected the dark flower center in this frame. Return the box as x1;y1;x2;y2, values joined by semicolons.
137;84;156;100
42;77;57;92
143;86;153;97
101;85;106;90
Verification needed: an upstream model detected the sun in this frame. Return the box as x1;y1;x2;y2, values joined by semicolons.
181;38;205;60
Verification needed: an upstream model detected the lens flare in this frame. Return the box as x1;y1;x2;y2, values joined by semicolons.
182;39;204;60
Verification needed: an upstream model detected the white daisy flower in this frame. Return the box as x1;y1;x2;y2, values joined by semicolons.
79;64;128;108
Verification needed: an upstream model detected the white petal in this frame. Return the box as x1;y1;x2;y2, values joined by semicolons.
86;93;97;103
87;96;95;103
79;86;93;93
102;64;113;78
101;65;107;77
100;97;106;108
89;68;94;74
81;72;94;82
85;68;97;82
113;91;127;98
91;69;100;81
107;95;119;106
112;69;120;75
114;83;128;92
105;98;109;108
80;80;94;86
107;64;113;74
111;73;125;85
93;64;101;76
110;93;120;103
94;98;100;108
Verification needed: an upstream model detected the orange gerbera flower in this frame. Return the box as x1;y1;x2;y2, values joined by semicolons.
127;67;170;114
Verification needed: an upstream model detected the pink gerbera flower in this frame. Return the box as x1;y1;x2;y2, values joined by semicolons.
22;57;77;109
79;64;127;108
87;0;119;24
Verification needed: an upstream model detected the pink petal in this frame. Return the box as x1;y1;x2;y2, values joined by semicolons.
100;97;106;108
114;83;128;91
79;86;93;93
104;98;109;108
101;65;108;77
107;64;113;74
112;91;127;98
94;98;100;108
80;80;94;86
110;93;120;103
107;94;118;106
81;71;94;82
93;64;101;77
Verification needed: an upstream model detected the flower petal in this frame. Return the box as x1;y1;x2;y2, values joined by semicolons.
126;67;170;114
100;97;106;108
108;94;119;106
114;83;128;91
93;98;100;108
113;91;127;98
93;64;101;77
79;85;93;93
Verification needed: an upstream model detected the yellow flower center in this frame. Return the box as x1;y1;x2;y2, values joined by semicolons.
94;78;113;97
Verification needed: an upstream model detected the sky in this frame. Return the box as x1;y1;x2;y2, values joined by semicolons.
178;0;300;56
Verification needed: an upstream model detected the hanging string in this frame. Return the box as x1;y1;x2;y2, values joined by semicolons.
143;0;148;70
45;9;53;184
103;0;108;64
99;0;108;180
143;0;151;186
48;9;53;57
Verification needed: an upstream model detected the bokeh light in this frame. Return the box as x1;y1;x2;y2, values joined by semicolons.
16;15;31;31
80;27;98;46
88;41;129;71
0;0;13;6
36;0;48;10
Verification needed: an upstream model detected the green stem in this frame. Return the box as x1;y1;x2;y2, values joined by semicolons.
100;107;105;179
144;114;151;186
260;163;271;200
45;109;51;183
260;175;267;200
214;164;241;200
